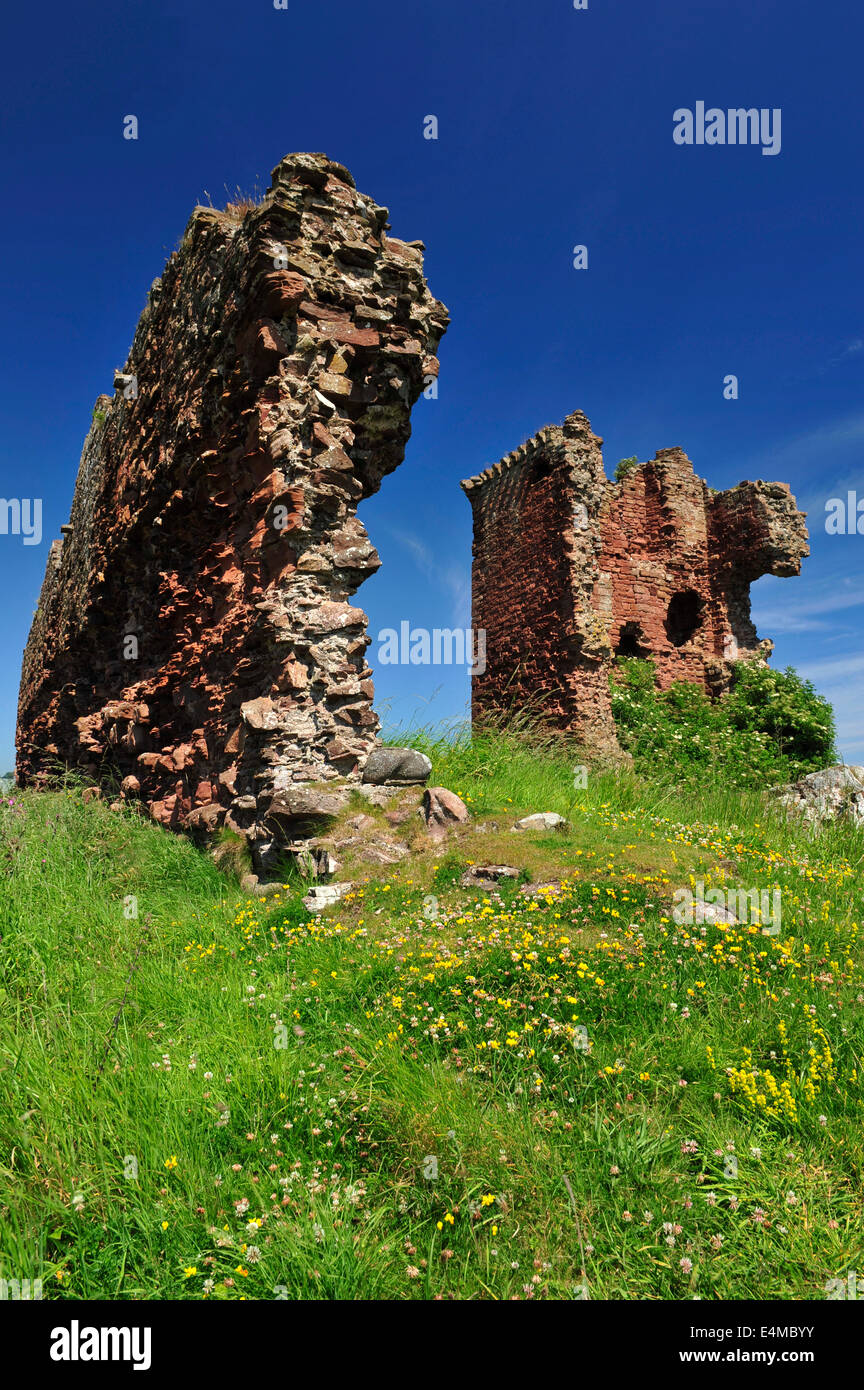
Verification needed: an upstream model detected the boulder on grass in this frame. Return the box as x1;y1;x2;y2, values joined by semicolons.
362;747;432;785
421;787;469;841
250;881;290;900
688;900;738;926
460;864;521;890
776;765;864;827
303;882;354;913
359;839;410;865
511;812;568;832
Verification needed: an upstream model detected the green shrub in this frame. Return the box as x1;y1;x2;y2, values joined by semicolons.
610;657;836;787
722;661;836;768
614;455;639;482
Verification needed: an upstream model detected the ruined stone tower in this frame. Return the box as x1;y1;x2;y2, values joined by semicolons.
461;410;809;754
17;153;448;864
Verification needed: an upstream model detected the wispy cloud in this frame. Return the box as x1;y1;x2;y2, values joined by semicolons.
793;471;864;522
378;525;470;628
741;411;864;499
795;651;864;683
792;652;864;761
816;338;863;376
753;580;864;633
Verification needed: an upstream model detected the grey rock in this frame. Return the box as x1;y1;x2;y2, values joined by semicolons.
262;787;346;836
511;812;569;832
240;696;278;730
291;845;340;879
250;880;292;900
359;839;410;865
225;794;258;833
688;900;738;926
520;880;566;898
776;765;864;827
362;747;432;785
303;882;354;912
460;864;521;889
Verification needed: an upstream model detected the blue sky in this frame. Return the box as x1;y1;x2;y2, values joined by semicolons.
1;0;862;771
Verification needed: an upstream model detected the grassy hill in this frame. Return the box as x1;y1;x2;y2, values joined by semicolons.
1;722;862;1300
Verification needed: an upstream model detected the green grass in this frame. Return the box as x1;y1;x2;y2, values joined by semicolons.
1;735;863;1301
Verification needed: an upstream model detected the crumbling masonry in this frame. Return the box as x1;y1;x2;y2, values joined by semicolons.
17;153;448;868
461;410;809;755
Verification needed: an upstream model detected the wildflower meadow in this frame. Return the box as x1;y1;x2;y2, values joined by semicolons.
1;721;862;1302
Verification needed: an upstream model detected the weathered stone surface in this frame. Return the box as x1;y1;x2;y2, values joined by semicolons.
421;786;469;839
185;803;226;833
460;864;521;889
290;844;339;879
362;746;431;785
776;765;864;827
262;788;346;833
358;839;410;864
511;812;568;832
303;882;354;912
16;154;448;869
520;879;568;897
462;410;808;755
687;900;739;926
355;784;401;807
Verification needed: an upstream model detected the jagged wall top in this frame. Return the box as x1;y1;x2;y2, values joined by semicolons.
17;153;448;868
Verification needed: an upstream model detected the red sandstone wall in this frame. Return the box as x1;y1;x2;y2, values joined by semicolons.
595;450;729;692
463;414;809;753
17;154;447;865
464;412;618;751
465;435;577;723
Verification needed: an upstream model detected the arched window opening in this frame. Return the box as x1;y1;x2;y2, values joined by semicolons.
666;590;704;647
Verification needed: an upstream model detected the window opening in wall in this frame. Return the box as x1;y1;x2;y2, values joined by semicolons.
666;589;704;647
615;620;650;657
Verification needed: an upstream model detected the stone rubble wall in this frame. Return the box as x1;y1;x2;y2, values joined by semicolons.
17;153;448;867
462;410;809;753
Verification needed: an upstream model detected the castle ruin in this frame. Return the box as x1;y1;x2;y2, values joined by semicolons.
461;410;809;754
16;153;448;868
